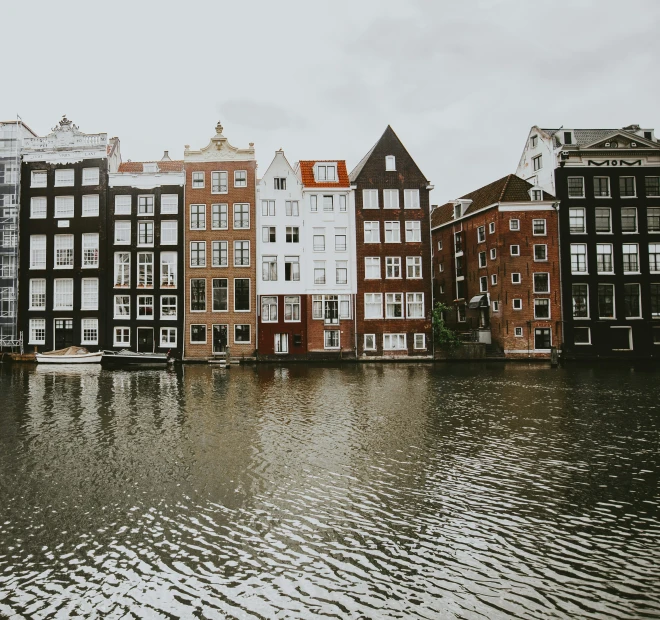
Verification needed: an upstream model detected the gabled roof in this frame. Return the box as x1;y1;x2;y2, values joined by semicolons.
348;141;377;182
538;127;658;148
297;160;350;188
118;160;184;173
431;174;554;229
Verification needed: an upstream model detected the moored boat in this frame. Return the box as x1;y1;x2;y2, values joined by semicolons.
36;346;102;364
101;349;169;367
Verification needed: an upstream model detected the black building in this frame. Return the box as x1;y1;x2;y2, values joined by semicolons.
107;156;185;359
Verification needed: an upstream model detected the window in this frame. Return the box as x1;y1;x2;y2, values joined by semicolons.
324;330;340;349
620;177;636;197
364;334;376;350
386;293;403;318
534;244;547;261
335;232;347;251
648;208;660;233
114;327;130;347
572;284;589;318
489;222;495;234
310;195;318;212
313;233;325;251
594;177;610;197
274;177;287;190
190;325;207;344
532;189;542;201
285;201;299;216
650;244;660;272
437;240;443;251
138;221;154;246
54;235;74;268
211;204;228;230
114;221;131;246
624;283;641;318
235;325;251;343
383;334;406;350
596;244;613;274
621;208;637;233
568;177;585;198
623;244;639;273
478;251;486;268
160;328;177;347
651;284;660;318
530;135;537;148
262;256;277;281
262;226;276;243
114;253;130;287
532;155;542;171
598;284;615;319
79;319;98;345
282;226;299;244
161;194;178;214
284;256;300;281
115;195;131;215
190;204;206;230
81;278;98;310
31;171;47;188
314;262;326;284
514;327;523;337
569;208;585;234
365;257;381;279
489;248;496;260
404;190;420;209
234;241;250;266
439;263;444;273
161;221;178;245
261;296;277;322
534;328;551;350
54;279;73;309
234;279;250;311
82;195;99;217
0;256;14;279
114;295;130;318
190;279;206;311
406;256;422;279
137;295;154;318
336;261;348;284
571;244;587;273
363;190;379;209
406;293;424;318
477;226;485;243
160;252;177;287
137;253;154;288
55;169;74;187
192;171;204;188
82;168;99;186
274;334;288;354
82;233;99;268
234;204;250;229
595;207;611;233
533;273;550;293
284;296;300;322
364;222;380;243
572;327;591;345
512;298;522;310
479;276;488;292
510;245;520;256
235;170;247;188
29;279;46;310
341;195;350;213
364;293;383;319
453;205;462;219
212;241;228;268
212;171;228;194
262;200;275;216
387;222;405;243
533;219;547;235
385;155;396;171
534;298;550;319
511;272;521;284
54;196;74;218
491;274;497;286
509;219;520;231
383;189;399;209
386;257;401;279
320;195;332;212
646;176;660;197
414;334;426;350
30;236;46;269
161;295;177;319
405;221;421;242
492;301;499;312
30;197;47;219
138;195;154;215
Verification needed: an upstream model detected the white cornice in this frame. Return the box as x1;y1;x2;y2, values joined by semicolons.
109;171;185;188
184;122;255;162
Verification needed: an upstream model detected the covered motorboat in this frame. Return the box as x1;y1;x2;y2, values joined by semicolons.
36;346;102;364
101;349;169;368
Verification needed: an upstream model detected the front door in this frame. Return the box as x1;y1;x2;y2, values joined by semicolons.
54;319;73;349
534;328;551;350
213;324;228;353
137;328;154;353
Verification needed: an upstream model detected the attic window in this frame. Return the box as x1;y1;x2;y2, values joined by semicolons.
453;204;462;219
645;131;653;140
316;164;336;182
531;189;543;201
385;155;396;171
530;135;538;148
563;132;572;145
144;163;158;173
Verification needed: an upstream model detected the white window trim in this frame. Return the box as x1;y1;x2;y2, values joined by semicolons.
190;325;208;345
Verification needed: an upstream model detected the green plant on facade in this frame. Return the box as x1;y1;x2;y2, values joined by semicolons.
431;302;461;351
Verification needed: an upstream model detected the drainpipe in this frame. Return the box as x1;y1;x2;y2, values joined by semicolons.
554;200;563;359
354;293;357;359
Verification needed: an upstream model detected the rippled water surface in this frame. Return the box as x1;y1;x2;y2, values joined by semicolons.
0;362;659;619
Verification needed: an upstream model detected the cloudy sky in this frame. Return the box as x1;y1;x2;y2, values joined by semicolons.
4;0;659;204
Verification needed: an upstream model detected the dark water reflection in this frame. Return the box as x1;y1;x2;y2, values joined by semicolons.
0;362;659;618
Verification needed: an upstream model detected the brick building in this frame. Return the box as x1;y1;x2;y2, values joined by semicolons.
431;174;561;358
183;122;257;360
349;126;432;358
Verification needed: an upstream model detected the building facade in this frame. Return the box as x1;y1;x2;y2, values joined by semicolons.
349;126;432;358
183;123;257;360
107;155;185;358
431;175;561;357
518;125;660;358
18;117;119;352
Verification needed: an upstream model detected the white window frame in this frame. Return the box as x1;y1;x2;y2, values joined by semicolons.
82;233;99;268
364;221;380;243
54;169;74;187
212;204;228;230
510;245;520;256
363;189;379;210
404;189;420;209
406;256;422;279
364;293;383;319
81;278;99;310
160;327;177;348
509;219;520;231
30;197;47;219
114;327;131;347
114;295;131;319
29;279;46;310
383;333;407;351
512;298;523;310
54;196;74;219
161;194;178;214
115;195;131;215
192;171;205;189
385;221;401;243
115;221;131;245
413;333;426;350
234;170;247;188
82;168;100;186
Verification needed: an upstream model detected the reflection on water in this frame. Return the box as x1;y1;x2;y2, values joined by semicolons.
0;362;659;618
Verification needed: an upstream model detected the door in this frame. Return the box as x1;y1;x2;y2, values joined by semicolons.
213;325;228;353
534;328;551;350
324;298;339;325
54;319;73;349
137;328;154;352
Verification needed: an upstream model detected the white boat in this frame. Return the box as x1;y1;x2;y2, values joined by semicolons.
36;346;102;364
101;349;169;367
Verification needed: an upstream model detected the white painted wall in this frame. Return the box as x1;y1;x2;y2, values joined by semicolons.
515;126;557;195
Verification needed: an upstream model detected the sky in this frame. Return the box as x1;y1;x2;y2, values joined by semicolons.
4;0;660;205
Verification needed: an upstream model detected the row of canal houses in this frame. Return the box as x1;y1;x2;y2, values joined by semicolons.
2;116;659;361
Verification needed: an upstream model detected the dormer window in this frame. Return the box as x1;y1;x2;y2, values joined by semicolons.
530;135;538;148
563;131;572;145
531;189;543;201
143;163;158;173
315;164;336;182
385;155;396;171
453;204;462;219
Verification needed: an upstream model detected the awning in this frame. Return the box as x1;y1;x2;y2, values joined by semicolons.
468;294;488;309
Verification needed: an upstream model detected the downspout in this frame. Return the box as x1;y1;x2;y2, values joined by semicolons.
182;167;186;361
554;199;563;359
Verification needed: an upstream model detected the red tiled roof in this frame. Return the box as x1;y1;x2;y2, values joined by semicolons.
298;160;350;188
118;160;184;173
431;174;555;228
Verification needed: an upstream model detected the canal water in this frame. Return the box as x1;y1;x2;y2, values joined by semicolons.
0;362;658;619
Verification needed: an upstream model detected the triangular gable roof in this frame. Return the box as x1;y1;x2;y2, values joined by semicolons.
259;150;301;185
578;129;659;149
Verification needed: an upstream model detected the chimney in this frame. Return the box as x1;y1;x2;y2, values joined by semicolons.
161;150;172;161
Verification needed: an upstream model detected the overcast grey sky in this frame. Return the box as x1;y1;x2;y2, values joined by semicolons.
4;0;660;204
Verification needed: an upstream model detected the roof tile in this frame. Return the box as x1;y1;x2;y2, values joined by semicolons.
117;160;184;173
298;160;350;188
